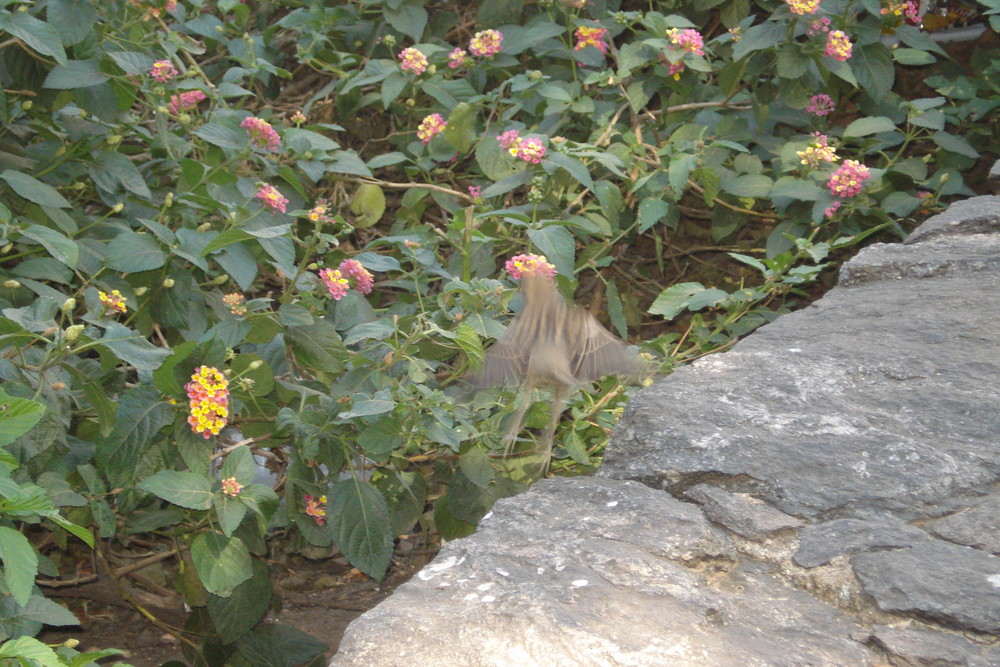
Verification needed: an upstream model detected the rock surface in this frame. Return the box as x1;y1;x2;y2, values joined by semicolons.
332;195;1000;664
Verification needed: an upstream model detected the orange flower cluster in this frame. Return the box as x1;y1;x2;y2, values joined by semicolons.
304;494;327;525
99;290;127;314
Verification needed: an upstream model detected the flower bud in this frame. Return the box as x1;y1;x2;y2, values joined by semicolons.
248;360;263;370
22;100;32;110
51;382;66;391
939;173;949;184
212;274;230;285
164;192;174;207
106;135;122;146
65;324;85;342
61;298;76;314
62;639;79;648
215;24;225;32
134;286;149;296
162;277;175;288
3;279;21;289
197;222;212;232
2;244;13;254
157;106;170;114
427;64;437;75
307;262;319;270
528;70;542;80
111;203;124;213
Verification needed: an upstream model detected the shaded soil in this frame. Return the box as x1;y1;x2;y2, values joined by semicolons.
38;550;433;667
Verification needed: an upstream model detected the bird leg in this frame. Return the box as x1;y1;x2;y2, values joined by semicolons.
537;384;569;476
503;381;536;457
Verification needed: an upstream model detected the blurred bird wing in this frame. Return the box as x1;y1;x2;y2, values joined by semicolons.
475;314;532;387
567;307;638;382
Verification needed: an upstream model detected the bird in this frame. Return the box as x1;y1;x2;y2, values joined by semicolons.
473;254;639;473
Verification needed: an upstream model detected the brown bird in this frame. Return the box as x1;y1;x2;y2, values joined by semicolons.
475;271;639;472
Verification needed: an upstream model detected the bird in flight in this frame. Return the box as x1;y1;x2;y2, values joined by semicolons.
474;254;639;473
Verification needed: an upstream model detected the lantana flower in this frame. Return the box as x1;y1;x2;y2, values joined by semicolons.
806;93;835;116
99;290;127;315
304;494;327;525
150;59;178;82
505;254;557;280
448;47;468;69
318;258;374;300
398;47;428;74
417;113;447;144
824;30;853;61
797;133;838;168
241;117;282;151
221;476;243;497
827;160;871;198
497;130;547;164
168;90;207;114
223;293;247;315
469;29;503;57
807;17;831;36
787;0;821;15
574;26;608;54
256;184;288;214
666;28;705;56
185;366;229;439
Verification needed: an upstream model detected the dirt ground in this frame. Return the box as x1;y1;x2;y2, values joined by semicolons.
38;548;434;667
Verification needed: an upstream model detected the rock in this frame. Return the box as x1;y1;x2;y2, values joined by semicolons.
602;217;1000;521
871;624;1000;667
794;515;929;568
904;196;1000;243
333;477;876;667
924;497;1000;555
853;541;1000;634
684;483;804;540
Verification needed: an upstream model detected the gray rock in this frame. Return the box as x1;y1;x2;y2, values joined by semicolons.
989;161;1000;194
602;231;1000;520
839;234;1000;286
871;624;1000;667
853;541;1000;634
684;483;804;540
794;515;929;568
905;196;1000;244
332;477;877;666
924;497;1000;555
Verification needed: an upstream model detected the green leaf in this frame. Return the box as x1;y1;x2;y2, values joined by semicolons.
724;174;772;198
637;198;671;233
843;116;897;138
326;150;372;177
771;176;821;201
190;533;253;597
476;134;518;182
96;385;174;488
605;279;628;338
19;224;77;268
349;183;386;229
328;478;394;579
458;446;493;489
206;558;271;644
286;321;346;373
105;232;166;273
374;471;427;535
139;471;214;510
16;593;80;627
95;323;171;371
526;225;574;277
732;22;784;60
337;398;395;420
0;636;62;666
1;171;71;208
43;59;107;89
194;123;246;150
0;527;38;606
499;20;565;56
106;50;153;75
0;13;66;64
648;282;705;319
932;131;979;159
443;102;477;155
776;44;809;79
357;418;403;459
202;229;253;256
219;445;255;484
544;152;593;190
232;622;328;666
385;1;427;41
852;43;894;101
454;322;484;369
477;0;523;25
90;150;152;199
214;491;248;537
0;387;45;447
893;48;935;66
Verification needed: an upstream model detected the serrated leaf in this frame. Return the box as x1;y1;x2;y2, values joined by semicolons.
105;232;166;273
139;471;214;509
357;418;403;459
526;225;574;277
0;13;67;64
43;58;107;89
732;22;784;60
232;622;328;666
0;526;38;606
95;323;171;371
1;170;71;208
328;478;394;579
190;533;253;597
0;636;62;665
385;1;427;41
454;322;484;368
648;282;705;319
338;398;395;420
16;593;79;627
206;558;271;644
106;50;153;75
443;102;476;154
544;152;593;190
932;131;978;159
637;198;671;233
214;491;248;536
724;174;772;198
90;150;152;199
286;321;346;373
458;446;493;489
96;385;174;488
19;224;77;267
0;387;45;447
843;116;897;138
194;123;246;150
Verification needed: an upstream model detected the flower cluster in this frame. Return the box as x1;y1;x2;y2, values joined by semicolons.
497;130;547;164
168;90;207;114
223;293;247;315
825;201;842;218
806;93;835;116
150;59;177;82
467;185;482;200
448;47;468;69
417;113;447;144
185;366;229;439
824;30;853;61
574;26;608;54
666;28;705;56
882;0;921;24
319;258;374;300
505;254;557;280
807;17;831;35
306;199;337;225
256;184;288;214
827;160;871;198
221;477;243;497
797;133;838;168
304;494;327;525
787;0;821;15
240;117;282;151
398;47;428;75
99;289;127;314
469;29;503;57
